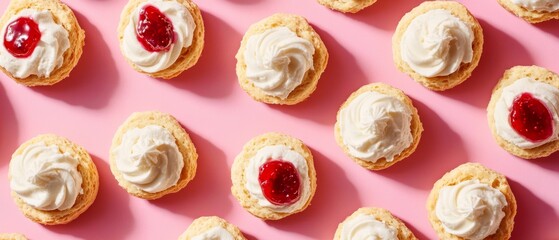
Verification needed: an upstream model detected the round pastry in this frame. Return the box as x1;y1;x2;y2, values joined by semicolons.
392;1;483;91
109;111;198;200
427;162;517;240
487;65;559;159
235;13;329;105
316;0;377;13
0;233;27;240
231;132;317;220
497;0;559;23
0;0;84;86
118;0;204;79
8;134;99;225
334;207;417;240
334;83;423;170
178;216;247;240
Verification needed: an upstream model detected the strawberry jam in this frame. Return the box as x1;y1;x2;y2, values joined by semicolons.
4;17;41;58
509;93;553;142
258;160;301;206
136;5;174;52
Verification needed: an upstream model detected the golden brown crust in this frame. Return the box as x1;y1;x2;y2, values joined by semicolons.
487;65;559;159
497;0;559;23
316;0;377;13
334;83;423;170
9;134;99;225
0;233;28;240
426;163;517;240
109;111;198;200
392;1;483;91
118;0;205;79
230;132;317;220
178;216;247;240
333;207;417;240
235;13;329;105
0;0;85;86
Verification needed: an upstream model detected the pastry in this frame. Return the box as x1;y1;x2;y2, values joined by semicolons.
8;134;98;225
334;207;417;240
487;65;559;159
426;163;517;240
110;111;198;200
0;233;27;240
231;132;317;220
497;0;559;23
118;0;204;79
334;83;423;170
392;1;483;91
178;216;246;240
236;13;328;105
0;0;84;86
316;0;377;13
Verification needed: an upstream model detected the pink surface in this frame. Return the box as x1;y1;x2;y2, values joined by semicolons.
0;0;558;239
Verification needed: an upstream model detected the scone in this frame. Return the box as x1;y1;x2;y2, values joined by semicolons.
236;13;329;105
334;207;417;240
110;111;198;200
118;0;204;79
334;83;423;170
0;0;84;86
497;0;559;23
178;216;246;240
487;65;559;159
0;233;27;240
316;0;377;13
392;1;483;91
231;132;317;220
426;163;517;240
8;134;99;225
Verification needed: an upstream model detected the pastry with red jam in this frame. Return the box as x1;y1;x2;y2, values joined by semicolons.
118;0;204;79
488;65;559;159
0;0;84;86
231;132;317;220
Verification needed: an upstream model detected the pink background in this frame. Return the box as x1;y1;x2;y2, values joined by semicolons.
0;0;558;239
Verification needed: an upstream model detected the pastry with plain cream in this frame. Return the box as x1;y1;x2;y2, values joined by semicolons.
9;134;98;225
0;233;27;240
427;163;517;240
0;0;84;86
236;13;328;105
498;0;559;23
118;0;204;79
178;216;246;240
335;83;423;170
334;207;417;240
392;1;483;91
231;132;317;220
317;0;377;13
110;111;198;199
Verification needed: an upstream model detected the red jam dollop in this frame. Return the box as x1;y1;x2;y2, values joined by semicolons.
258;160;301;206
4;17;41;58
136;5;174;52
509;92;553;142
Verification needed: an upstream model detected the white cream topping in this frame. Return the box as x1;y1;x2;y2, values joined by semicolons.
400;9;474;77
113;125;184;193
0;9;70;78
10;142;82;211
244;27;315;99
512;0;559;12
435;180;507;240
244;145;311;213
191;227;234;240
339;91;413;162
494;77;559;149
121;0;195;73
340;214;398;240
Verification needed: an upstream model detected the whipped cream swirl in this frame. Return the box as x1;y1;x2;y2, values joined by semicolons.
512;0;559;12
340;214;398;240
121;0;195;73
339;91;413;162
191;227;234;240
113;125;184;193
0;9;70;78
10;142;82;211
244;145;311;213
435;180;507;240
244;27;315;99
400;9;474;77
494;77;559;149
